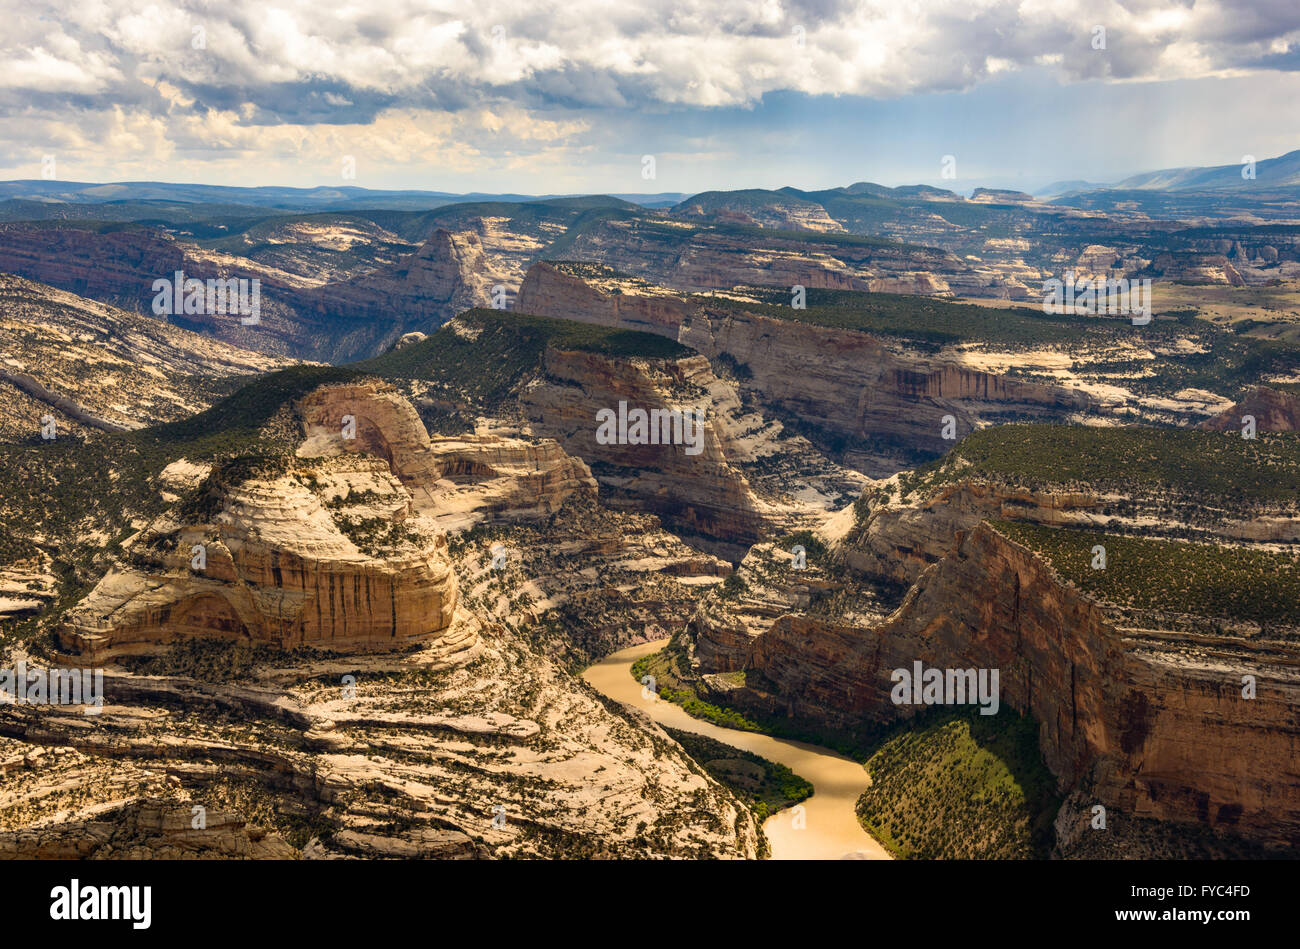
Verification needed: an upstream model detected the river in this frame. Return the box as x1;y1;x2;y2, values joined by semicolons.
583;639;891;860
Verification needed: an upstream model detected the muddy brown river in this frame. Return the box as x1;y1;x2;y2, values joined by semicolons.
583;639;891;860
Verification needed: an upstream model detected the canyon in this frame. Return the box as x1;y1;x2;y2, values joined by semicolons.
1;371;765;858
3;167;1300;863
686;429;1300;853
518;261;1095;464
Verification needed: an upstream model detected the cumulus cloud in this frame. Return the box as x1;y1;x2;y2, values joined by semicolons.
0;0;1297;184
7;1;1300;110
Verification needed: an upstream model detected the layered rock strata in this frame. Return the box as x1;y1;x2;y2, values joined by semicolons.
0;273;294;441
295;380;599;529
521;347;780;544
558;216;985;295
57;378;608;664
843;479;1300;587
1201;386;1300;433
691;448;1300;848
516;262;1094;460
57;454;464;664
693;521;1300;844
0;224;502;362
298;228;508;334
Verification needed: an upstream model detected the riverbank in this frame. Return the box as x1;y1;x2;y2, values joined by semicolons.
582;639;891;860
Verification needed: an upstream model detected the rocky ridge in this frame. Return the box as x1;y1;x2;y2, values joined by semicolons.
0;273;294;442
1;375;763;859
685;430;1300;851
1201;386;1300;433
517;262;1095;466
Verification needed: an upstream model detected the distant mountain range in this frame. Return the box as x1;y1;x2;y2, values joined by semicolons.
0;150;1297;217
0;179;689;212
1035;150;1300;197
1114;149;1300;191
1034;180;1105;198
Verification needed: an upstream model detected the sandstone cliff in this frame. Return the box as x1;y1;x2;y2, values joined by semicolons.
682;304;1092;458
1146;252;1246;286
58;452;464;664
521;346;781;545
842;478;1300;590
5;372;764;860
517;262;693;340
673;193;847;232
692;521;1300;845
0;273;294;442
515;262;1094;464
559;216;996;296
298;228;511;348
1200;386;1300;433
57;374;614;663
0;225;185;305
0;224;503;362
295;379;599;530
687;427;1300;849
0;223;317;357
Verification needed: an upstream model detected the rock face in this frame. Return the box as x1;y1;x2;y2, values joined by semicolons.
295;380;598;530
58;376;611;664
0;225;185;305
559;216;994;296
1;614;760;859
515;263;1093;460
0;273;294;442
1146;252;1245;286
298;228;508;347
681;306;1092;455
694;522;1300;845
675;194;847;232
413;436;600;529
564;215;972;293
0;224;504;362
0;224;315;357
5;372;762;860
58;453;465;664
1201;386;1300;433
842;478;1300;586
517;262;695;340
0;798;299;859
691;448;1300;848
297;381;444;474
970;188;1036;204
521;346;779;544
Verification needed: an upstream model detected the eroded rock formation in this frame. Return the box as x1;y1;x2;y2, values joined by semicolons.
5;369;766;859
521;346;781;544
298;228;510;339
693;522;1300;844
0;273;294;442
58;453;464;663
516;262;1094;462
296;380;599;529
679;306;1092;456
517;262;694;340
1201;386;1300;433
57;378;606;664
559;215;980;295
689;444;1300;849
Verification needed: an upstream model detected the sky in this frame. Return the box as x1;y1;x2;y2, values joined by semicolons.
3;0;1300;195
